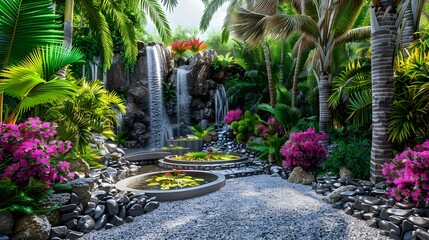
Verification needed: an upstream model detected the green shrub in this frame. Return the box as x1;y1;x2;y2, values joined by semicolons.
229;110;261;142
322;139;371;180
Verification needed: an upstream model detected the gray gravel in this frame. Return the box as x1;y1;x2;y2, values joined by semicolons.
84;175;389;240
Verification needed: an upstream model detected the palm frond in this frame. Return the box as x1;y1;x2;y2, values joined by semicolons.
335;27;371;45
99;0;138;65
330;0;365;38
0;0;63;67
141;0;173;42
200;0;230;32
79;0;113;70
347;90;372;126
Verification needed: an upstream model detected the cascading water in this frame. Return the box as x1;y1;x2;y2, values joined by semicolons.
214;84;229;127
146;46;166;148
176;67;191;136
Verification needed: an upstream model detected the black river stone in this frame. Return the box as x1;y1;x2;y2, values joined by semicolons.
106;199;119;215
395;201;416;209
361;196;382;205
94;205;105;220
386;208;412;217
49;226;67;238
59;204;77;213
378;220;401;235
109;215;124;226
127;204;144;217
65;231;84;240
144;201;159;213
77;215;95;233
408;215;429;228
94;214;108;231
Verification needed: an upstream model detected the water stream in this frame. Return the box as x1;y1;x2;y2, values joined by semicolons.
176;68;191;136
146;46;165;148
214;84;229;127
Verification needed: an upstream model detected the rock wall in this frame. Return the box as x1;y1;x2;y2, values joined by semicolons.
106;42;244;148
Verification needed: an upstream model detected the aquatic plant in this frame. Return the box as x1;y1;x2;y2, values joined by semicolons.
142;170;205;190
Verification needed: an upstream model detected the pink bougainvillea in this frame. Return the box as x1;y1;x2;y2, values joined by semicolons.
224;109;243;125
382;140;429;206
280;128;327;170
0;118;74;189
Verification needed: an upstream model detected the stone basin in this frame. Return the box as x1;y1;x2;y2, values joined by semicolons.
162;154;248;165
115;170;225;202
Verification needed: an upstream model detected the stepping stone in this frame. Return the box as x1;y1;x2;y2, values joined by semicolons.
408;216;429;228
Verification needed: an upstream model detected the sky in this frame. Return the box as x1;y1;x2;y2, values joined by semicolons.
148;0;228;34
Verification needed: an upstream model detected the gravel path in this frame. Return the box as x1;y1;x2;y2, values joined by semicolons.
84;175;389;240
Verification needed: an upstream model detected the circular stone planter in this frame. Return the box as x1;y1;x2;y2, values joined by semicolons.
115;170;225;202
163;154;248;165
166;139;203;152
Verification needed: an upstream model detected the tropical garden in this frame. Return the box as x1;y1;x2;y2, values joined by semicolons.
1;0;429;239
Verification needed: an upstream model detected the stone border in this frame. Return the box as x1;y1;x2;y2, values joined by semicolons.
115;170;226;202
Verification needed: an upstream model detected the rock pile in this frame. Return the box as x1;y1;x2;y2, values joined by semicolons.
314;176;429;240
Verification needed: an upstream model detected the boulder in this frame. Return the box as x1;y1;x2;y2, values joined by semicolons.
339;167;354;179
0;211;13;235
12;214;50;240
323;185;357;204
287;167;315;185
68;157;90;175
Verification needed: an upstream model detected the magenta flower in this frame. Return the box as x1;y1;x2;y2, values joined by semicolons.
280;128;327;170
224;109;243;125
382;140;429;206
0;118;74;189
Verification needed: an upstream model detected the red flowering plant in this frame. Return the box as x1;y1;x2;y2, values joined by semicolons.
188;37;208;54
0;118;74;213
170;40;191;57
382;140;429;207
280;128;327;171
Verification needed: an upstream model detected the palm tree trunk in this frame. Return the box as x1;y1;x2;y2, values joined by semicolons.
292;44;302;108
370;4;397;183
279;43;284;86
64;0;74;50
401;2;415;51
262;40;275;108
318;72;331;147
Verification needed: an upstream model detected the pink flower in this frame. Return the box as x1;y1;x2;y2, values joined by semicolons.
280;128;327;170
224;109;243;125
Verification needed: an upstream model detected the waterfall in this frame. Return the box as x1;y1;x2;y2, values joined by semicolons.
90;56;101;80
176;68;191;136
146;46;165;148
214;84;229;127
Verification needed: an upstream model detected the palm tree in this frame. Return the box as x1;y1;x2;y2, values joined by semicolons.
0;0;64;122
63;0;177;70
231;0;370;146
400;0;425;50
369;0;401;183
